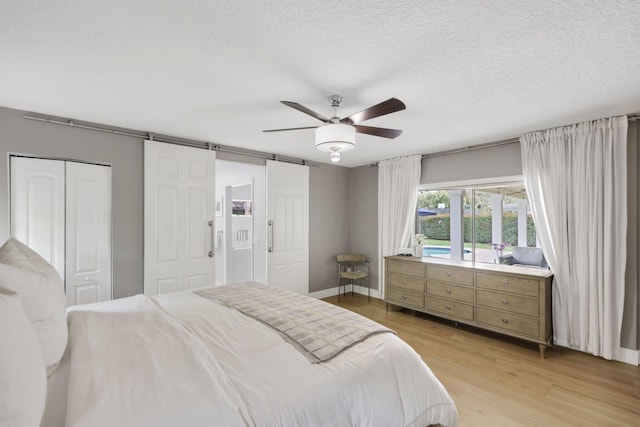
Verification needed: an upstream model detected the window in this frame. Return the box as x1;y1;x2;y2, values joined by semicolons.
416;181;538;264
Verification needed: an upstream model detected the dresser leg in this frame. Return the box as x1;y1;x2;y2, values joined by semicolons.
539;344;546;359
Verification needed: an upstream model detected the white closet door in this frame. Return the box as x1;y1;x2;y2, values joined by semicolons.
266;160;309;295
144;141;216;295
65;162;112;305
10;157;66;280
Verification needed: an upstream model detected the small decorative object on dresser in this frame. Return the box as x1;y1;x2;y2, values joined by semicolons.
491;242;509;263
413;234;426;257
413;244;423;257
385;255;553;358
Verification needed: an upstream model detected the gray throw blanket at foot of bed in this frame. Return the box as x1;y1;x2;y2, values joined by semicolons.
195;282;395;363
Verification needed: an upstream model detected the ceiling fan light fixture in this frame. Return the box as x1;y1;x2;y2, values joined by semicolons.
330;149;341;163
315;124;356;158
265;95;405;163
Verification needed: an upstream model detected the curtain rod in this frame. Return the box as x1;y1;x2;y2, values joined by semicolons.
419;114;640;161
420;138;519;160
21;113;317;167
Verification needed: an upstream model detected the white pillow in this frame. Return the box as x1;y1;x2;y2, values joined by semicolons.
0;238;68;376
0;290;47;427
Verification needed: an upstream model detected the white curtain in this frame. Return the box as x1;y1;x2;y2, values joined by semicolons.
377;155;422;296
520;116;627;359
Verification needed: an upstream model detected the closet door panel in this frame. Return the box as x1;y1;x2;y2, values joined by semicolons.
65;162;112;305
72;179;100;271
10;157;66;280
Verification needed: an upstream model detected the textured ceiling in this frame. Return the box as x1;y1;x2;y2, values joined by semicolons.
1;1;640;167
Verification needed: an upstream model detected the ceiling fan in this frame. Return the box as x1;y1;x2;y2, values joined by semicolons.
263;95;406;163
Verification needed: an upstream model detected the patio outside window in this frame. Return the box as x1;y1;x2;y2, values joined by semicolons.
415;183;539;264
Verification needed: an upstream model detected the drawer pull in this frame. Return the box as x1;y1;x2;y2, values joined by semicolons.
445;305;452;311
402;280;407;285
446;272;452;277
446;289;452;294
502;299;509;305
403;265;407;270
502;319;509;324
501;279;509;285
402;295;407;300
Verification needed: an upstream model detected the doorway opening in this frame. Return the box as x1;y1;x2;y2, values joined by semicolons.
215;160;266;285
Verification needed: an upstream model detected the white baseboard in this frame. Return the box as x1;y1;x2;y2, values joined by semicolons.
616;347;640;366
309;287;339;299
309;285;381;301
553;339;639;366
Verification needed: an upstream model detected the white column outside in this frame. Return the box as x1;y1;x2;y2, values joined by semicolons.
517;199;528;247
448;190;464;260
490;193;503;244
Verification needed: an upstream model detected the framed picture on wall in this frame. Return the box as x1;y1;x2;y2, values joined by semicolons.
232;200;252;216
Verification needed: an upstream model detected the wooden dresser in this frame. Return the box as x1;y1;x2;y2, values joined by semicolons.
385;256;553;358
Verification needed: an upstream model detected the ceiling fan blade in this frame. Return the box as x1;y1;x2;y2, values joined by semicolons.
354;125;403;139
262;126;319;133
281;101;331;123
341;98;406;125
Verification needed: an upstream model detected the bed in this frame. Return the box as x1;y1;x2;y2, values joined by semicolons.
0;238;458;427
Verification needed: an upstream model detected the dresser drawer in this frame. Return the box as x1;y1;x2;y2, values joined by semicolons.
387;273;425;293
387;260;426;278
427;281;474;303
476;307;539;337
426;296;474;321
477;289;539;317
387;287;424;309
427;266;474;286
476;272;539;298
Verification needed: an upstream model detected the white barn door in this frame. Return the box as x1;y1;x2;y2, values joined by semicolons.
144;141;216;295
266;160;309;295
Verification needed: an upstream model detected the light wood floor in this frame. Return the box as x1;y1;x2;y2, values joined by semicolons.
323;294;640;427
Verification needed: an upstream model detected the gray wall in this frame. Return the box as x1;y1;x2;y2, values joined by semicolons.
0;107;143;299
623;121;639;350
421;142;522;184
350;165;379;291
309;163;351;293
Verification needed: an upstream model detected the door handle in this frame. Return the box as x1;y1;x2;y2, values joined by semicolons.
208;220;214;258
268;220;273;252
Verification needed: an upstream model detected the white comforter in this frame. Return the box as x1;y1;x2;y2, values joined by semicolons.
60;290;458;427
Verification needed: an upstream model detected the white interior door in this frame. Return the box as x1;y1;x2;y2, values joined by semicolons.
65;162;112;305
10;157;66;279
144;141;216;295
266;160;309;295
